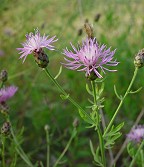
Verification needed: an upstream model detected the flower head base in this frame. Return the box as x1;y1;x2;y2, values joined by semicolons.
0;86;18;103
17;28;58;65
127;125;144;143
34;48;49;68
63;38;118;79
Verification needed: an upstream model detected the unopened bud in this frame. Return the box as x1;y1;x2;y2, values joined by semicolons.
86;70;98;81
44;124;50;131
34;48;49;68
134;49;144;68
94;13;101;22
84;22;94;39
0;70;8;82
1;122;11;135
73;118;79;128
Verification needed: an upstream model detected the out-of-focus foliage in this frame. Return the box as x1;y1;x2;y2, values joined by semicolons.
0;0;144;166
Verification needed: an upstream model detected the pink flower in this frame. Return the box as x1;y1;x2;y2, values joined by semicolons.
127;125;144;143
63;38;118;78
17;28;58;63
0;86;18;103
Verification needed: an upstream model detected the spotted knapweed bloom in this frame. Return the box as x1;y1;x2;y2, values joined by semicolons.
17;28;58;64
0;86;18;103
63;38;118;78
127;125;144;143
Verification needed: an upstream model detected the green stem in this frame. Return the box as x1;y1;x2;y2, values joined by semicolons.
1;136;6;167
7;117;34;167
44;68;96;124
140;149;144;167
129;141;144;167
45;127;50;167
103;67;139;137
1;81;4;89
53;128;77;167
91;81;106;167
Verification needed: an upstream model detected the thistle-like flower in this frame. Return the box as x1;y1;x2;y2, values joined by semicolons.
63;38;118;78
127;125;144;143
0;86;18;103
17;28;57;67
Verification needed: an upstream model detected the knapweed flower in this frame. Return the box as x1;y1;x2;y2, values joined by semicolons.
0;86;18;103
17;28;57;67
63;38;118;79
127;125;144;143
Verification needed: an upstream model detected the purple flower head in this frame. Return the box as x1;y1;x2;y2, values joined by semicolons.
127;125;144;143
0;86;18;103
63;38;118;78
17;28;58;63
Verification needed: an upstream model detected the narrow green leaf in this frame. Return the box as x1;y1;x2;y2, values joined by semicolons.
89;140;95;157
54;66;63;79
60;94;69;100
78;109;93;124
86;84;93;95
114;85;122;100
129;87;142;94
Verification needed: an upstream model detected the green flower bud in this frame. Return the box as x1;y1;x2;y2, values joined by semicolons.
0;70;8;82
34;48;49;68
134;49;144;68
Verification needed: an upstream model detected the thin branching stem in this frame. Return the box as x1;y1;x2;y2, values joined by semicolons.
129;141;144;167
1;136;6;167
44;68;96;124
53;128;76;167
45;126;50;167
103;67;139;137
8;118;34;167
91;81;106;167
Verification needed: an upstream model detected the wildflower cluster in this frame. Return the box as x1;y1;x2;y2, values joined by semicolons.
16;27;144;167
18;29;118;79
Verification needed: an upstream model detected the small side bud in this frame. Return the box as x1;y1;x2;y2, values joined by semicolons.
0;70;8;82
34;48;49;68
73;118;79;128
84;22;94;39
44;124;50;131
1;122;11;136
77;28;83;36
134;49;144;68
94;13;101;22
86;70;98;81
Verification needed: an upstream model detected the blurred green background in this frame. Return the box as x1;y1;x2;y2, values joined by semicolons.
0;0;144;166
